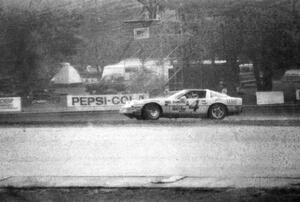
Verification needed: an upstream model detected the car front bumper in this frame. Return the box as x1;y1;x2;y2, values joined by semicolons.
120;106;142;116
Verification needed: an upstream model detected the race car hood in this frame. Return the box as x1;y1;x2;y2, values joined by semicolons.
126;97;168;106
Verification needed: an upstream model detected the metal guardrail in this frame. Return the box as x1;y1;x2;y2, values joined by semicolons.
242;104;300;115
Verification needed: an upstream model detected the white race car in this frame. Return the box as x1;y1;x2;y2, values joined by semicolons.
120;89;242;120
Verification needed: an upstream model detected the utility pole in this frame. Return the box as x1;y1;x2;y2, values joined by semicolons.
179;3;185;90
159;24;164;81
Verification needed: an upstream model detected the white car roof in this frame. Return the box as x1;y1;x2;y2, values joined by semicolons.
284;69;300;76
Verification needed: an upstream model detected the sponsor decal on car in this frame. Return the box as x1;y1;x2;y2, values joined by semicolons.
227;99;237;105
165;101;171;106
200;100;207;105
173;100;185;104
172;106;186;112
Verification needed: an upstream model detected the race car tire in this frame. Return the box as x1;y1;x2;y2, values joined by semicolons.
208;104;227;120
142;103;161;120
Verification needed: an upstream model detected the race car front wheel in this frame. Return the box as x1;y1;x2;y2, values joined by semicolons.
208;104;227;120
142;104;161;120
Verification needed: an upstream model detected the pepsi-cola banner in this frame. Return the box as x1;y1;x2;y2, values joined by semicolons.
67;94;149;111
0;97;21;112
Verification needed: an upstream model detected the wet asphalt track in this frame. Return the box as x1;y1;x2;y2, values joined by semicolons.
0;110;300;127
0;107;299;190
0;123;299;180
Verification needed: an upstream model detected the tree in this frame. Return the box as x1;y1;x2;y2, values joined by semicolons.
218;0;300;90
162;0;300;91
72;1;144;71
126;69;166;96
0;6;83;95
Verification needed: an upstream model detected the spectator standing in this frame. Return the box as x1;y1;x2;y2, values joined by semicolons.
219;81;228;94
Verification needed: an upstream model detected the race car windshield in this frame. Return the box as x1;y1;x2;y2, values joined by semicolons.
210;91;228;98
167;90;188;99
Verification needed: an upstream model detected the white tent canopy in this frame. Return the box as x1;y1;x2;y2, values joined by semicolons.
51;63;82;84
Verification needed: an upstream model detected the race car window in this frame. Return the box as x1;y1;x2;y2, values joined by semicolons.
168;90;188;99
195;91;206;98
182;92;193;99
183;91;206;99
210;91;227;98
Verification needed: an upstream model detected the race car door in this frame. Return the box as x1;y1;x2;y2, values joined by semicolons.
168;96;188;115
168;90;207;117
184;90;208;116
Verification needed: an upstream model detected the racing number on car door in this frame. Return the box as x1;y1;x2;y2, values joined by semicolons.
186;91;207;114
170;90;208;115
187;98;200;112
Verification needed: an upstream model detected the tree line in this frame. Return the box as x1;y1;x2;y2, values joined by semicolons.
168;0;300;91
0;0;299;96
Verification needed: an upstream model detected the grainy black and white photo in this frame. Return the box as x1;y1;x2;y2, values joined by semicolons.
0;0;299;201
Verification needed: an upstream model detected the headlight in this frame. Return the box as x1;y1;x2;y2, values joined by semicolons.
123;101;136;108
125;100;140;105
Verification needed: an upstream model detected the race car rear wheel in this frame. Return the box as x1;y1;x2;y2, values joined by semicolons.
142;103;161;120
208;104;227;120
